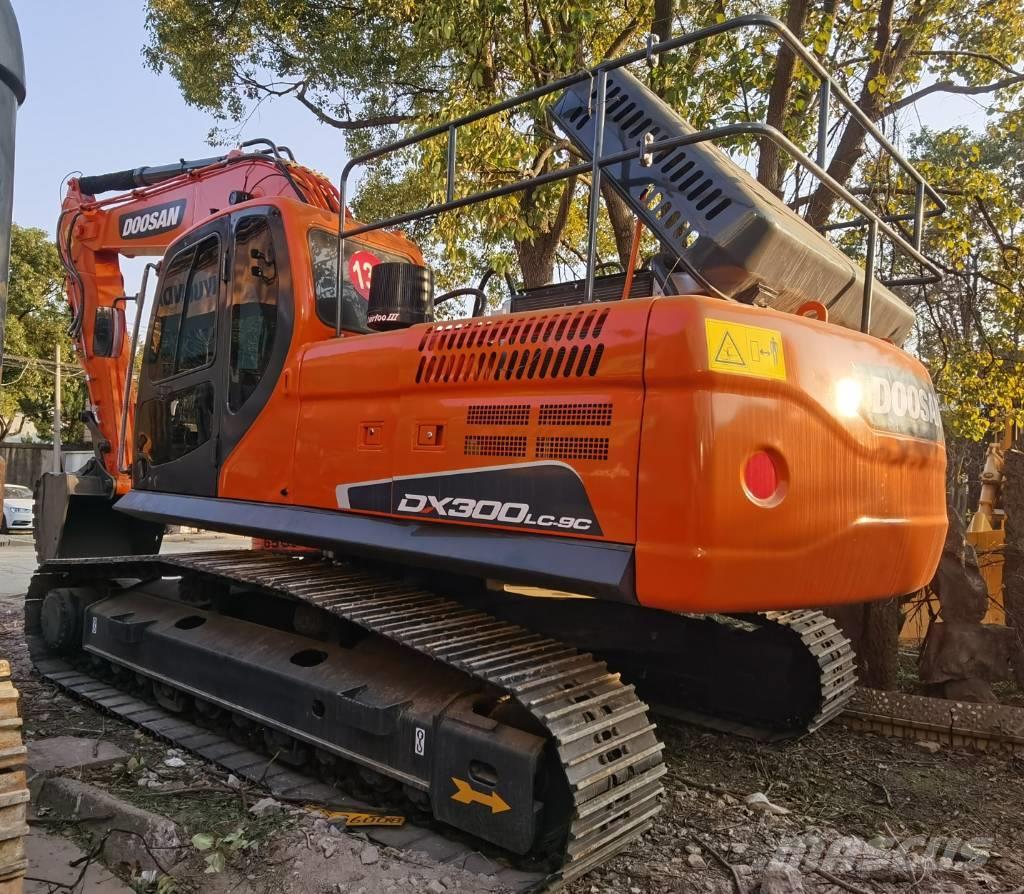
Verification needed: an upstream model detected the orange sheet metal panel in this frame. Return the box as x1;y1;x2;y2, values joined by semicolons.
219;202;424;503
288;300;651;545
636;295;947;613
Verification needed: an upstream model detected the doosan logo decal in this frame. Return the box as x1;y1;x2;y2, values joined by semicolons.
119;199;187;240
858;364;944;442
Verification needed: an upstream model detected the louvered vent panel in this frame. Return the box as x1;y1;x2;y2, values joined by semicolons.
535;436;610;461
538;402;613;426
467;404;531;426
415;308;609;385
464;435;528;458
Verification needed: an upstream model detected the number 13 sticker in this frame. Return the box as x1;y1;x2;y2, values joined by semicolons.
348;250;381;300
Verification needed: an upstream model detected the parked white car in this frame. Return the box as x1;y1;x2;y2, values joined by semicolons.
2;484;34;534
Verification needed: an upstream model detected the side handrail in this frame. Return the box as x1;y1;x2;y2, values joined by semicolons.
335;13;945;335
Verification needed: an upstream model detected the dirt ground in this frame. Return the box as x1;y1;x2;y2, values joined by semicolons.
7;599;1023;894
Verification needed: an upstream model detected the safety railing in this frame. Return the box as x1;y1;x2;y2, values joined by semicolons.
335;13;944;335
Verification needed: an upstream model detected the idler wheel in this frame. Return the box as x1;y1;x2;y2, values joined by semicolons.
40;588;88;654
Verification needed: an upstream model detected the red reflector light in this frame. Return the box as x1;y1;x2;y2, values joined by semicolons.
743;450;779;502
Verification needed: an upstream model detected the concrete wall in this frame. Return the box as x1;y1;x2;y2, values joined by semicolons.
0;444;93;487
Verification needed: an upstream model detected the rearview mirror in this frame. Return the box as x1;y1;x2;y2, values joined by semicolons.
93;306;125;357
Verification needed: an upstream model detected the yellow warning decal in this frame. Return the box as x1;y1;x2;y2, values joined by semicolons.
306;806;406;827
451;777;511;814
705;319;787;381
341;812;406;827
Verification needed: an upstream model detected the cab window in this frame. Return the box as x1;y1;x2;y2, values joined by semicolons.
228;215;279;411
146;235;220;381
136;381;215;466
308;228;412;332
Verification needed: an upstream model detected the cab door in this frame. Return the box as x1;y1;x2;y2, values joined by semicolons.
216;207;292;470
134;220;226;496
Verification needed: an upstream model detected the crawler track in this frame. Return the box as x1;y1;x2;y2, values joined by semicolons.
27;550;666;890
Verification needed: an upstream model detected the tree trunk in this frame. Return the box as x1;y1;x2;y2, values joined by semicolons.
515;238;560;288
756;0;811;196
803;0;938;228
514;177;578;288
827;599;900;690
601;181;636;271
861;598;901;689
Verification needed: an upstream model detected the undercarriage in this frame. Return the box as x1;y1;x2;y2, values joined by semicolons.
27;550;666;889
26;547;856;888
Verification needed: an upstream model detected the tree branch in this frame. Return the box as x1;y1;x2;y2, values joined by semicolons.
883;73;1024;115
756;0;811;195
603;16;641;60
293;83;412;130
234;74;412;131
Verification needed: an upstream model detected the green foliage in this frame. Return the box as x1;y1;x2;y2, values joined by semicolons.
908;125;1024;441
191;827;254;874
1;225;86;444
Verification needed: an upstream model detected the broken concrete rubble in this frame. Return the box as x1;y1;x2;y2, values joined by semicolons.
27;736;127;774
33;776;182;871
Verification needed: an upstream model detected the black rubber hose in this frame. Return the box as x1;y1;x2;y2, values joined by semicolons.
435;287;487;317
78;169;139;195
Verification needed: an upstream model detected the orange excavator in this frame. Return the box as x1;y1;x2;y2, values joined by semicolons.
28;15;947;887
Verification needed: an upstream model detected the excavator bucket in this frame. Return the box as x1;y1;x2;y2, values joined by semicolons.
35;466;163;562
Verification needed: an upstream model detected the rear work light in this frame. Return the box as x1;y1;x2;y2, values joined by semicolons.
742;449;785;506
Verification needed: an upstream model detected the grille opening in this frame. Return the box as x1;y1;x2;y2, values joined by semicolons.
539;402;613;426
687;178;713;201
465;435;528;458
669;160;696;183
628;116;653;139
467;404;530;425
678;170;703;191
696;187;722;211
706;197;732;220
614;101;637;123
416;308;608;384
663;151;688;173
536;436;610;461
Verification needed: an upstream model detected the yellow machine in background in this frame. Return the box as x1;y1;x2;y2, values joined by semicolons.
902;423;1013;641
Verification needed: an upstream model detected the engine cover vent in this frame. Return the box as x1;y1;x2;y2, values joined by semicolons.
539;402;613;426
464;435;528;458
536;436;610;462
415;308;608;385
467;404;531;426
